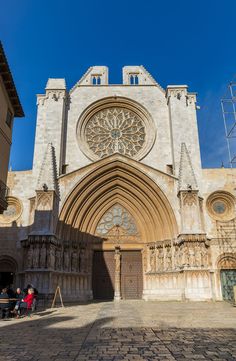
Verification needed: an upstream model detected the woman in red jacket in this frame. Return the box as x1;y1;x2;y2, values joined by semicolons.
22;288;35;309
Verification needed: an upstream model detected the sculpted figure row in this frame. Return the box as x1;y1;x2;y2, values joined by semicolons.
147;242;209;273
27;245;88;272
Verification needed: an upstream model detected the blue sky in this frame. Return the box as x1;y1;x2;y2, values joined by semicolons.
1;0;236;170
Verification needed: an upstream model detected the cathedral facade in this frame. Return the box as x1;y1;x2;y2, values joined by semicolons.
0;66;236;302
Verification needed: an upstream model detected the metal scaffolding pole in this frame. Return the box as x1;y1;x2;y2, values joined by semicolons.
221;81;236;168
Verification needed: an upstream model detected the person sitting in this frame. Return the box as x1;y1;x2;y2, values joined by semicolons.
19;288;35;317
23;284;38;297
0;288;11;319
6;286;15;298
11;288;24;316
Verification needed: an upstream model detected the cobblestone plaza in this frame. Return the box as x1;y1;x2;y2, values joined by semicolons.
0;301;236;361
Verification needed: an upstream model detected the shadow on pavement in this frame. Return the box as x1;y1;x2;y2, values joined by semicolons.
0;310;236;361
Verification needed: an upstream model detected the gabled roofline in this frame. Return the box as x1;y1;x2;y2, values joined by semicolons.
0;41;24;117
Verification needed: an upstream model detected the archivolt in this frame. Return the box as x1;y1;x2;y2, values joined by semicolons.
58;157;178;243
217;253;236;269
0;255;18;272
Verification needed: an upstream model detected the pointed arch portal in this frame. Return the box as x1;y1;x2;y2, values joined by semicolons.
58;155;178;244
58;156;178;299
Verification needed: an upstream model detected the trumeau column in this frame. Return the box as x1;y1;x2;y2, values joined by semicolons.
114;247;121;301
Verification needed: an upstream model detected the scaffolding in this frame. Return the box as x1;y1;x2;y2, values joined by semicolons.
221;81;236;167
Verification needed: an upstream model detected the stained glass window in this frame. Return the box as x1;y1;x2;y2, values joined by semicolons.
96;204;138;235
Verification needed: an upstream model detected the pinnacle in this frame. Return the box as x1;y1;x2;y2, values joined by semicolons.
37;143;59;194
178;143;198;191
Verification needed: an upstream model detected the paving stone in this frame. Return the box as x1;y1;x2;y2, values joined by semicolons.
0;301;236;361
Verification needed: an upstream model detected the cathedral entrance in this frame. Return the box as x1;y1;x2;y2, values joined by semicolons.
92;251;115;300
121;251;143;299
92;250;143;300
0;257;17;290
59;155;178;302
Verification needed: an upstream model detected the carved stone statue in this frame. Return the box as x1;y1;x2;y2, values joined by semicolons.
201;244;208;267
55;249;61;270
49;247;55;269
80;249;86;272
33;247;39;268
158;248;164;271
174;245;179;269
71;250;77;272
40;244;46;268
178;245;183;268
27;246;33;268
77;249;80;272
183;245;189;266
64;249;69;271
115;250;121;272
195;244;202;267
150;248;156;272
188;246;195;267
165;247;172;271
156;248;160;271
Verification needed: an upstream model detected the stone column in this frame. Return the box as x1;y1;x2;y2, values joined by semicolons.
141;248;147;293
114;247;121;301
209;270;216;301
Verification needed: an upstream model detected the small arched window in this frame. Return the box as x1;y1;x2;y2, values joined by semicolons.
129;73;139;85
91;75;102;85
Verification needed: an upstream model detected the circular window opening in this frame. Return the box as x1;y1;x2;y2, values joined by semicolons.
206;191;235;221
0;197;22;223
77;98;156;161
212;201;226;215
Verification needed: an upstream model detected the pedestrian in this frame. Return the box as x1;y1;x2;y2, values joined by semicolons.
0;288;11;319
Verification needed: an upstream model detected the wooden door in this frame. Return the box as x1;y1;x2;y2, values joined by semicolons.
92;251;115;300
121;251;143;299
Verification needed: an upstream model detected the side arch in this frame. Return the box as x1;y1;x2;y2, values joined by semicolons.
0;255;18;272
0;255;18;289
58;157;178;244
217;253;236;269
217;253;236;302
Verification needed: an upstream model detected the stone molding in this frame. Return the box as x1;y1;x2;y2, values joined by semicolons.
58;155;178;243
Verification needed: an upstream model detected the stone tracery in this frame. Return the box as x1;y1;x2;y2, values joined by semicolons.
85;107;146;158
96;204;139;242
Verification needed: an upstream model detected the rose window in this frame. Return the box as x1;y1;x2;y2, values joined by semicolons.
85;107;146;158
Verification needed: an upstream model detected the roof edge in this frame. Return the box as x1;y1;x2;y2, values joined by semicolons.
0;41;24;117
